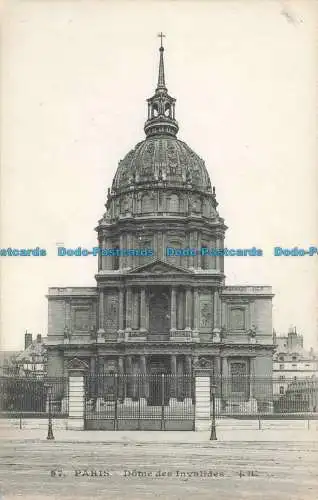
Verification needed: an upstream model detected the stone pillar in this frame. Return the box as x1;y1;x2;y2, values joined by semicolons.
194;367;211;431
140;355;148;398
119;233;125;269
98;289;105;335
197;232;201;268
132;289;139;330
188;232;194;268
185;355;192;398
170;354;177;399
118;356;125;401
193;288;200;330
177;290;184;330
67;358;88;430
250;357;256;398
104;237;112;270
125;287;132;333
170;287;177;330
98;237;102;271
213;289;221;333
140;288;147;332
185;287;192;329
125;355;133;400
118;288;124;331
221;356;229;402
215;237;221;271
101;237;107;270
126;233;133;268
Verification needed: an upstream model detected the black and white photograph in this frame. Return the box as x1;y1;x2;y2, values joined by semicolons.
1;1;318;499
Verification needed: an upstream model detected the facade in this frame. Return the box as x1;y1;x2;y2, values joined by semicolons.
273;328;318;398
0;332;47;377
46;42;275;412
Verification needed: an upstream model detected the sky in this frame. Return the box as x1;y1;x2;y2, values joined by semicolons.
1;0;317;351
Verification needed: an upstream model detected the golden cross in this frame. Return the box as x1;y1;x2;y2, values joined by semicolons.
158;32;166;48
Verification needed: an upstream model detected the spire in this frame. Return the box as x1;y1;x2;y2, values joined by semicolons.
157;32;167;91
144;34;179;138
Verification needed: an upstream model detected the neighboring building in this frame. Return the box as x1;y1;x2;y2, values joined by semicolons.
0;351;20;376
6;332;47;377
46;41;275;413
273;327;318;401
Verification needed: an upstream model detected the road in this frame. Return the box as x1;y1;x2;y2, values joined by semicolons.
1;439;318;500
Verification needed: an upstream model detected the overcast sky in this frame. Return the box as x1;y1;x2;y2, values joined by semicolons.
1;0;317;351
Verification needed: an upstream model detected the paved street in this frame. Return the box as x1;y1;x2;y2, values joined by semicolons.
1;437;318;500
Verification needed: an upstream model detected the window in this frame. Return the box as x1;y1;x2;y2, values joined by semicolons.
279;386;285;395
292;364;297;368
279;375;285;381
229;308;245;330
279;364;284;370
279;355;284;362
294;376;297;381
292;356;297;361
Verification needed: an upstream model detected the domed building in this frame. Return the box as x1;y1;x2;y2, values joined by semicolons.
46;41;275;418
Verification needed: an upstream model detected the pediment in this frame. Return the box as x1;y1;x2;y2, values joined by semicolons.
129;259;192;275
67;357;89;371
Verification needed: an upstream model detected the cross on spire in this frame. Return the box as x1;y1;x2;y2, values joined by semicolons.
158;32;165;49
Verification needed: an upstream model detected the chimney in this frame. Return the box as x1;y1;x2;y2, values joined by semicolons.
24;331;33;350
36;334;42;343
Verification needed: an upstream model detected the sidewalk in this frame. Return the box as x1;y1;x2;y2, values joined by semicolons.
1;427;318;443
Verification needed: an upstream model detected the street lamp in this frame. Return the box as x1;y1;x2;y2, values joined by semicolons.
210;383;217;441
46;384;54;440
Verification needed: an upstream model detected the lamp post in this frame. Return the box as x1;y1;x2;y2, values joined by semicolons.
46;384;54;440
210;383;217;441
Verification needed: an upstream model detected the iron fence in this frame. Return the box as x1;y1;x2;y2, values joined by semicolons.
84;373;195;430
0;375;69;417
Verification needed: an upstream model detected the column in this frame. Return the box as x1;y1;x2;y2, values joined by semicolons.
125;287;132;331
214;356;221;400
125;355;133;400
193;288;200;330
185;355;192;399
97;237;102;271
140;288;147;331
126;233;133;268
67;359;88;430
197;232;201;268
119;233;125;269
170;355;177;399
185;287;192;329
132;289;139;330
215;237;221;271
194;368;211;431
250;357;256;399
101;237;107;270
177;290;184;330
104;237;112;270
170;287;177;330
221;356;229;402
98;290;105;334
118;356;125;401
213;289;221;332
188;232;194;268
118;288;124;331
140;355;148;398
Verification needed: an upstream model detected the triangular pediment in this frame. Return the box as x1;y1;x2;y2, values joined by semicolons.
129;259;192;275
67;357;89;371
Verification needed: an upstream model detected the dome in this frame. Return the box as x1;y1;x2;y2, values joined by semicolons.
112;136;212;193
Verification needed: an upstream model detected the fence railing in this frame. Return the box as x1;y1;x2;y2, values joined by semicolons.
0;375;69;416
1;373;318;419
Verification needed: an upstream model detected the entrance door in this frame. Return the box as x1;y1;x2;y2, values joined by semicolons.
148;355;171;406
149;287;170;334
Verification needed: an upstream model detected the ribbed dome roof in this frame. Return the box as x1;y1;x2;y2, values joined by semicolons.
112;135;212;193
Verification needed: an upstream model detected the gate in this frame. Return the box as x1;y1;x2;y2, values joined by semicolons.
84;373;195;430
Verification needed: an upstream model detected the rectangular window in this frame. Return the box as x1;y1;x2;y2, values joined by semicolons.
279;386;285;395
279;364;284;370
230;362;248;396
